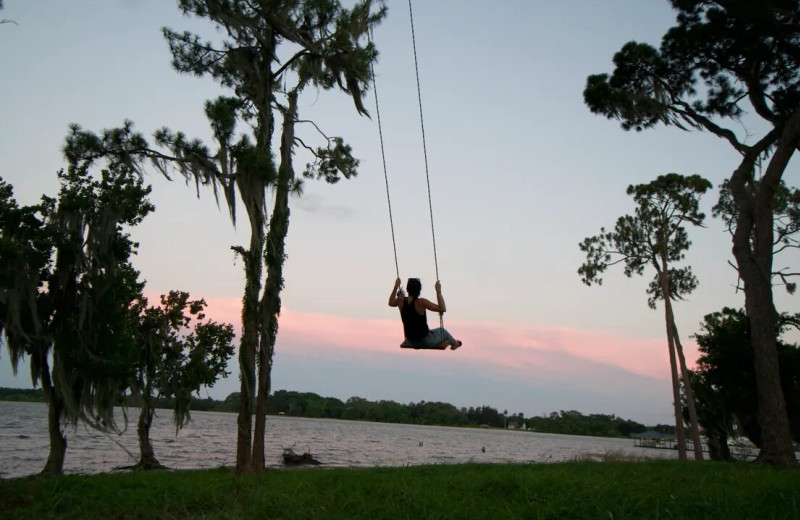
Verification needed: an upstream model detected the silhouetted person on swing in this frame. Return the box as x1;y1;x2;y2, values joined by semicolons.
388;277;462;350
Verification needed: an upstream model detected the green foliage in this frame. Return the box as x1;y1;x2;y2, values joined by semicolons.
713;179;800;294
584;1;800;138
464;405;505;428
578;173;711;308
268;391;468;426
3;462;800;520
692;308;800;447
135;290;235;431
49;164;153;429
0;163;154;432
0;387;45;402
0;178;56;377
526;410;648;438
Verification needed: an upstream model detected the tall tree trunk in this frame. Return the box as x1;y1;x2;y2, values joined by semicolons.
234;101;272;473
665;315;687;461
240;49;277;473
735;243;793;465
671;321;704;460
729;114;800;467
252;91;298;470
137;395;159;468
235;207;265;473
40;362;66;475
659;270;686;460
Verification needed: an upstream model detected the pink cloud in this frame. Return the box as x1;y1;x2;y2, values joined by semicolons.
191;296;696;384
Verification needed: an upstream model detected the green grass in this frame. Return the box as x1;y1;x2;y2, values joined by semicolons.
1;461;798;520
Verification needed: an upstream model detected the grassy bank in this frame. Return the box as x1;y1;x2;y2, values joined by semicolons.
1;461;798;519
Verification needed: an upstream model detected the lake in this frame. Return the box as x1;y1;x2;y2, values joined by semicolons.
0;401;677;479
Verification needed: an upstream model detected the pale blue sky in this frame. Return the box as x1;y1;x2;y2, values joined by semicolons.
0;0;797;425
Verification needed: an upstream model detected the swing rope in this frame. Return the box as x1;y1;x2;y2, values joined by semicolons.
407;0;443;330
407;0;440;287
369;28;400;280
370;3;444;333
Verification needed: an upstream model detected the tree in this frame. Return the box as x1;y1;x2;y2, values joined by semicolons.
133;290;235;469
584;0;800;466
65;0;386;474
692;308;800;455
579;173;711;460
713;179;800;294
0;162;153;474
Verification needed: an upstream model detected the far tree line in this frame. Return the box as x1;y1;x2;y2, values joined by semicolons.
0;387;674;438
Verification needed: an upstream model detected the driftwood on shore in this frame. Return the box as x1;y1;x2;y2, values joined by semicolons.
282;447;321;466
114;460;170;472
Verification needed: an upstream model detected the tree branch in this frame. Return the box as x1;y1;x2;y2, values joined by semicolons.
745;73;776;122
672;99;747;153
272;49;313;80
293;136;317;155
295;118;332;141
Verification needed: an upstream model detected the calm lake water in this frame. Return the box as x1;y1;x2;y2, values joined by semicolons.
0;401;677;479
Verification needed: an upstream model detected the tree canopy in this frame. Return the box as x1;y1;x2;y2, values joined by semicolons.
133;290;235;468
0;163;154;474
692;308;800;449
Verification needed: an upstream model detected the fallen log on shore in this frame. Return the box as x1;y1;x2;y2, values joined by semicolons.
282;447;321;466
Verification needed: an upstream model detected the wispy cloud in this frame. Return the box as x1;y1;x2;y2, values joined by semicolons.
198;297;691;385
295;193;354;219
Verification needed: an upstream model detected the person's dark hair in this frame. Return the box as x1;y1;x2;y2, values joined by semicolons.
407;278;422;298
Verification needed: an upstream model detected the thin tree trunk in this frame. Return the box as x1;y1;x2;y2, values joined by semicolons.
671;321;704;460
137;396;159;468
666;317;687;461
252;91;298;470
729;114;800;467
41;363;66;475
235;215;264;473
660;271;686;460
236;291;256;475
234;136;271;473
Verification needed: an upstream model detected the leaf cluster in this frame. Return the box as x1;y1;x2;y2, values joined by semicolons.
0;179;56;375
713;178;800;293
0;162;155;432
66;0;387;226
578;173;711;307
136;290;235;431
585;1;800;150
692;307;800;446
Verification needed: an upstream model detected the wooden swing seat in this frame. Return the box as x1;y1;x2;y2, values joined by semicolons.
400;339;450;350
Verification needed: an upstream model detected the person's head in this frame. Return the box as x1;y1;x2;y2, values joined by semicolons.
406;278;422;298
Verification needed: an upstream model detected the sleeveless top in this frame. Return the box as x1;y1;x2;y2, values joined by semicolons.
400;297;429;341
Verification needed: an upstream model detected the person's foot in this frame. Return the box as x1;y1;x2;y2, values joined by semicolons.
451;340;462;350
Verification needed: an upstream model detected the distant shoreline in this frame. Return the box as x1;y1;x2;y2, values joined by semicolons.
0;387;674;439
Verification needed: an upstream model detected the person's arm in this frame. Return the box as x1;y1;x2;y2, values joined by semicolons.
420;280;446;313
388;278;402;307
